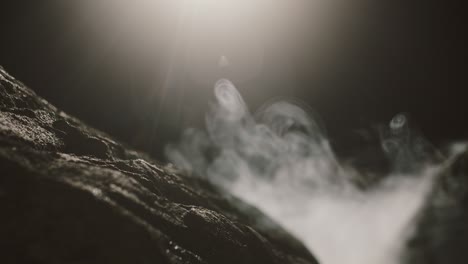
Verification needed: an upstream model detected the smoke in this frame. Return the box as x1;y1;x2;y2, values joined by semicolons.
165;79;461;264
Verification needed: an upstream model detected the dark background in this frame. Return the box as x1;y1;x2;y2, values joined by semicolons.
0;0;466;160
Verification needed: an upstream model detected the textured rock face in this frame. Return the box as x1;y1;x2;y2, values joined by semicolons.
0;66;317;264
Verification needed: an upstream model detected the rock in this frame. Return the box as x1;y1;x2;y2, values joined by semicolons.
405;151;468;264
0;66;318;264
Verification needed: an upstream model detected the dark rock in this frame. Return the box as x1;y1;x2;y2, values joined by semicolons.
0;66;317;264
405;151;468;264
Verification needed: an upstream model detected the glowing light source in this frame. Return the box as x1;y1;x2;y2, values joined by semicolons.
73;0;345;85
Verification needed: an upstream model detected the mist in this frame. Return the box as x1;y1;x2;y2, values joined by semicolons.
166;79;462;264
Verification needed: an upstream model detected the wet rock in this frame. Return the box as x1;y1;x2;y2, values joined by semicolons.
0;66;317;264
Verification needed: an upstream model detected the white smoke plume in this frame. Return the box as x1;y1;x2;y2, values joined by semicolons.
166;79;462;264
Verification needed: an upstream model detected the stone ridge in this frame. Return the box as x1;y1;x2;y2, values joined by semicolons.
0;66;318;264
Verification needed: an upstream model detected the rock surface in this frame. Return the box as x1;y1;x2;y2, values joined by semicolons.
405;150;468;264
0;66;318;264
2;64;468;264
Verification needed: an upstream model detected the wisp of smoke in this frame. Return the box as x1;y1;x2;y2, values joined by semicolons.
166;79;462;264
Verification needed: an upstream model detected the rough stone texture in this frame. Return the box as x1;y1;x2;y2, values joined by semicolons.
2;64;468;264
0;66;317;264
